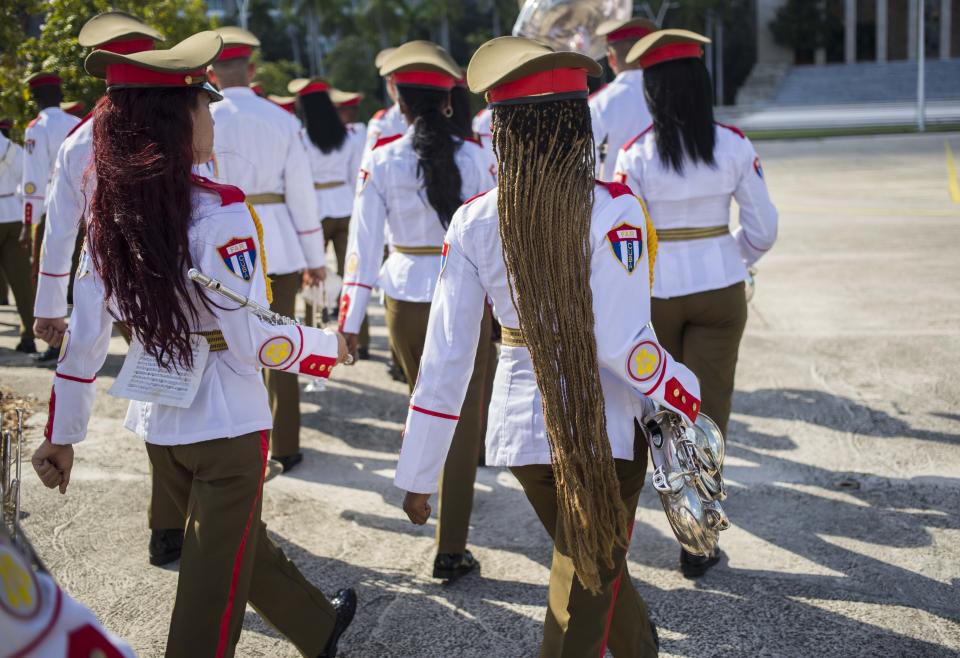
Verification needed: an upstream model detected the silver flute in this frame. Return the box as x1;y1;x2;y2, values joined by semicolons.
188;268;353;365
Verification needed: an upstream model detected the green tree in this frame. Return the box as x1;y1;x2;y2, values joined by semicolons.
0;0;211;140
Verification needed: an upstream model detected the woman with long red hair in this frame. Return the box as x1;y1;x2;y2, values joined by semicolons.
30;32;356;658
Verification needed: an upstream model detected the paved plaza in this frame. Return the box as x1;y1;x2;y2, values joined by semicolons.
2;132;959;657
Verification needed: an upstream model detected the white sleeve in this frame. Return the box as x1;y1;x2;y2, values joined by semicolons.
338;162;387;334
593;195;702;423
732;138;778;267
346;130;363;188
283;123;325;268
590;99;607;178
197;204;340;377
45;264;114;445
395;215;486;493
22;123;49;224
613;145;638;189
35;141;85;318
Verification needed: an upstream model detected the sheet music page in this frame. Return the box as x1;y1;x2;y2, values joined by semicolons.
108;335;208;409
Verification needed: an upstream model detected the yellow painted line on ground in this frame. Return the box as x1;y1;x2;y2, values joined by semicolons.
779;205;960;217
947;141;960;204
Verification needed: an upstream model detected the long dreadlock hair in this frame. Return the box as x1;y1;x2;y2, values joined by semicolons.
492;98;629;594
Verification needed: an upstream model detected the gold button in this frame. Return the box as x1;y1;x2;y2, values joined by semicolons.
184;75;193;84
310;363;317;370
91;650;107;658
682;396;687;404
318;364;326;371
673;388;680;397
693;403;698;411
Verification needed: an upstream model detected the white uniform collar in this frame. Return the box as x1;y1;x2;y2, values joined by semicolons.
614;69;644;85
221;86;256;98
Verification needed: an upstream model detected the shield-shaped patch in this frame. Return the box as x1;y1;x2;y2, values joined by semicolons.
217;236;257;281
606;223;644;275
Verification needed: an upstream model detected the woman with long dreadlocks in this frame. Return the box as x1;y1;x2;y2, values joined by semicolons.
29;32;357;657
614;30;778;577
338;41;495;583
396;36;701;657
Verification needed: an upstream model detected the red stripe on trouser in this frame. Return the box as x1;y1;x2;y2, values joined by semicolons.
215;431;269;658
599;518;636;657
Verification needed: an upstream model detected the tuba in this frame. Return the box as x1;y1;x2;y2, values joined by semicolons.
643;409;730;556
513;0;632;60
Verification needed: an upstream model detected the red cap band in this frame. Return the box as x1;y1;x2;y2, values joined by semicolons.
217;45;253;61
606;26;655;43
297;81;330;96
98;38;156;55
487;68;588;104
273;99;295;112
392;70;456;89
105;62;207;89
250;84;263;95
639;43;703;69
28;75;61;88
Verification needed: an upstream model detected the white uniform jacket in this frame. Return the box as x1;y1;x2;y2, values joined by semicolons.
614;123;779;299
338;129;495;334
21;107;79;224
589;69;651;182
349;121;368;148
0;133;23;222
211;86;324;275
45;176;341;446
472;107;495;162
394;181;702;494
364;103;407;153
34;115;91;319
303;125;364;220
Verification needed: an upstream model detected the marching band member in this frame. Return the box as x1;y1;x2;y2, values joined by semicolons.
364;47;408;153
397;36;701;657
208;26;326;472
589;17;657;180
330;87;367;144
614;30;778;576
290;77;370;356
30;32;356;657
0;118;32;354
340;40;495;582
27;12;186;568
20;71;79;359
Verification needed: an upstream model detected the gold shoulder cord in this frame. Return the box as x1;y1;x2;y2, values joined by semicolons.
245;201;273;304
636;196;657;289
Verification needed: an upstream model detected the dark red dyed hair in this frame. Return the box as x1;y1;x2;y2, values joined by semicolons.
88;87;205;370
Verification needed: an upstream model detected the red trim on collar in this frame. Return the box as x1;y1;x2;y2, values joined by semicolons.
588;83;608;100
373;133;403;150
639;43;703;69
106;62;207;88
98;38;156;55
190;174;246;206
297;81;329;96
67;111;94;138
596;179;634;199
621;124;654;152
217;45;253;61
488;68;588;104
392;70;456;89
716;122;745;139
464;189;492;205
606;26;655;43
372;107;387;119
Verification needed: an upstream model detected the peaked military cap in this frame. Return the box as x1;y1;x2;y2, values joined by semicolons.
288;78;330;96
267;94;296;112
596;17;658;43
329;88;362;106
626;29;710;68
374;47;397;71
85;31;224;101
78;11;164;53
379;41;460;89
466;36;602;106
25;72;62;88
60;101;86;116
214;26;260;61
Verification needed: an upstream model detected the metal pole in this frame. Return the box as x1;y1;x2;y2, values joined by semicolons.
917;0;926;131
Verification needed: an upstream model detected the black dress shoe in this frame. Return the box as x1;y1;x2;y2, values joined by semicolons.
357;345;370;360
14;339;37;354
433;549;480;583
274;452;303;473
680;546;721;578
319;588;357;658
149;528;183;567
387;360;407;384
34;346;59;362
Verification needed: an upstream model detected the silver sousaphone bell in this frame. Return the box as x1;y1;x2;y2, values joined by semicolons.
643;409;730;556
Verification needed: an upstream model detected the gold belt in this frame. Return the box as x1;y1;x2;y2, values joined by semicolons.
500;326;526;347
656;226;729;242
246;193;285;205
195;330;228;352
393;245;443;256
314;181;345;190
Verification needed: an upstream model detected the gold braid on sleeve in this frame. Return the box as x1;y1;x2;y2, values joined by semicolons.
245;201;273;304
636;196;657;289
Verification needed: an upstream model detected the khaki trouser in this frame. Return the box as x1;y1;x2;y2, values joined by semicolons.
650;282;747;436
0;222;35;342
385;295;491;554
65;224;84;305
304;217;368;347
146;432;335;658
263;271;303;457
510;428;657;658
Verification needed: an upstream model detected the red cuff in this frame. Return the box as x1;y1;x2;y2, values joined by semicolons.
299;354;336;379
664;377;699;422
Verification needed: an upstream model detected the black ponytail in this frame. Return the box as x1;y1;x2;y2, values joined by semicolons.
298;91;347;154
643;58;716;173
397;85;462;229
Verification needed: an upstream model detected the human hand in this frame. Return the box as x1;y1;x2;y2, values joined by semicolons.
34;317;68;348
335;332;354;365
403;491;432;525
305;267;328;287
343;332;359;363
32;442;74;494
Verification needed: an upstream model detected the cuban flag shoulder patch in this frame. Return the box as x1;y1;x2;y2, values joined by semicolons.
217;236;257;281
606;223;644;275
753;156;764;179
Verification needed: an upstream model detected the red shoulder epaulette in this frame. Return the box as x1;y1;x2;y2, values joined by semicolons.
373;134;402;150
463;134;482;146
474;108;488;120
67;111;94;138
621;125;653;152
372;108;387;120
463;189;492;205
716;122;745;139
595;179;634;199
588;83;608;100
190;174;246;206
27;116;39;129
